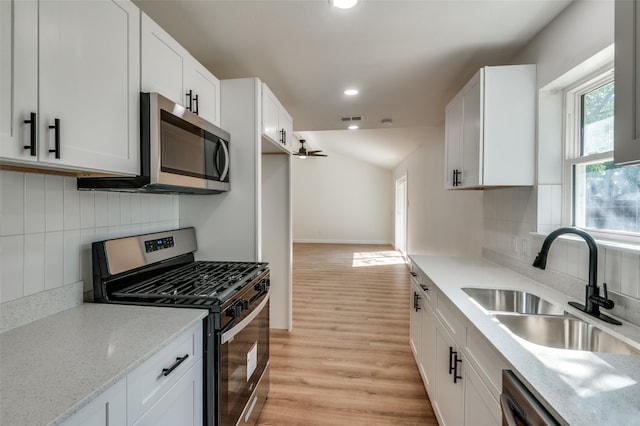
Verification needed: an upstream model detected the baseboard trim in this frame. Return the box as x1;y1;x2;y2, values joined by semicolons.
293;238;393;246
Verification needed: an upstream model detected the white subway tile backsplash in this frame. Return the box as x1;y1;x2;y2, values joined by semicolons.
24;173;45;234
63;230;81;285
537;185;552;226
1;171;25;236
551;185;562;227
620;252;640;298
0;235;24;302
79;191;95;229
120;193;132;225
604;249;622;293
107;193;121;226
45;175;64;232
0;170;181;323
94;192;109;227
63;177;80;230
23;233;45;296
45;231;64;290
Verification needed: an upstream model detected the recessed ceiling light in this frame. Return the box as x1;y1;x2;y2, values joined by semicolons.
348;124;359;130
344;89;359;96
330;0;358;9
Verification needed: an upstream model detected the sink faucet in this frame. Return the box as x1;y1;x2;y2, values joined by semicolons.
532;227;621;325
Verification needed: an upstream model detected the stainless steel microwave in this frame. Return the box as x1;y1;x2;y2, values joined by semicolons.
78;92;230;194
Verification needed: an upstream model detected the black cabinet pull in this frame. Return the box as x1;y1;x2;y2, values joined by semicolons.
48;118;60;159
413;292;421;312
193;94;199;115
452;169;461;186
162;354;189;377
280;128;286;145
23;112;36;156
186;90;193;111
453;353;463;383
410;272;417;277
449;346;455;374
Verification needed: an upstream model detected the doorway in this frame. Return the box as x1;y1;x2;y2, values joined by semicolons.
395;174;408;258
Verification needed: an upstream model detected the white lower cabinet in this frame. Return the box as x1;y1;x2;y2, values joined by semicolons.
59;379;127;426
132;358;203;426
410;268;506;426
60;321;203;426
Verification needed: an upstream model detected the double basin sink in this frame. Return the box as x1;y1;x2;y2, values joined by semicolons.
462;288;639;356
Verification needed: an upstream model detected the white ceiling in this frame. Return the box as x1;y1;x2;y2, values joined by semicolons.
134;0;572;169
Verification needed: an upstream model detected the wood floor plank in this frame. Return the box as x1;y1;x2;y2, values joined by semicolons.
257;243;437;426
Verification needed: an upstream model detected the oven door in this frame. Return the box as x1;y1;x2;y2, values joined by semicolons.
219;292;270;426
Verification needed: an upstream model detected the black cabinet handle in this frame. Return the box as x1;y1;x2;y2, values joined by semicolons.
280;128;286;145
48;119;60;159
410;272;418;277
413;292;421;312
193;94;199;115
23;112;36;156
162;354;189;377
449;346;455;374
186;90;193;111
452;169;461;186
453;353;463;383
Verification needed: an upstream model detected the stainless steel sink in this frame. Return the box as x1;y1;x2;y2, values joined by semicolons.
462;288;565;315
494;314;640;356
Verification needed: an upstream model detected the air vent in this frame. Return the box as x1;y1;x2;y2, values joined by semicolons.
340;115;362;122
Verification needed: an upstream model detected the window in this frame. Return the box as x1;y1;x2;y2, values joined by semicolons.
565;71;640;238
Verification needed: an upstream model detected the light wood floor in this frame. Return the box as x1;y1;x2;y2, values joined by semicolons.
257;243;437;426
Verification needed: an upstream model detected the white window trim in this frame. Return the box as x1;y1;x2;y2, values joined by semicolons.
561;66;640;245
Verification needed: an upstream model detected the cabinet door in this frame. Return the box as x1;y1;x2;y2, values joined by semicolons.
278;107;293;152
464;358;501;426
614;0;640;165
444;95;463;189
185;59;221;126
60;378;127;426
419;295;436;393
0;0;38;164
132;359;203;426
433;326;464;426
262;84;280;143
460;70;482;188
141;12;186;106
409;284;422;359
39;0;140;174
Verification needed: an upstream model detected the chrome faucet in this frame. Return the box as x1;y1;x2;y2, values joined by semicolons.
532;227;621;325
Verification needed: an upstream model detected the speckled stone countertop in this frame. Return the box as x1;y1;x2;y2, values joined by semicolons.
410;255;640;426
0;303;207;426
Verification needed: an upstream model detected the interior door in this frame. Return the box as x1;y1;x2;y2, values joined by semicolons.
395;174;408;256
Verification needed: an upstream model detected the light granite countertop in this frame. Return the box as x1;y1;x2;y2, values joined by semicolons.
0;303;208;426
410;255;640;426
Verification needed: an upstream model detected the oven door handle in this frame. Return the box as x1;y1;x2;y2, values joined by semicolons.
221;292;269;344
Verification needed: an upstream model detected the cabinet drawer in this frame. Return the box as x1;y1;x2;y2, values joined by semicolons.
127;321;203;424
465;325;509;400
436;293;465;346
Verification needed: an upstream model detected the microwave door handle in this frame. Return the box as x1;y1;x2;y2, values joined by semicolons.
219;139;230;181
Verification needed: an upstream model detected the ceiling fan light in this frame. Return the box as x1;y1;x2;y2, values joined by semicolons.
330;0;358;9
299;154;307;159
348;124;359;130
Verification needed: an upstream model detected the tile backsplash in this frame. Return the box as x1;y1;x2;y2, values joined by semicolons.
484;186;640;325
0;170;179;307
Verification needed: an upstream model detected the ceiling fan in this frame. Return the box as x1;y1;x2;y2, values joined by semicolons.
293;139;327;158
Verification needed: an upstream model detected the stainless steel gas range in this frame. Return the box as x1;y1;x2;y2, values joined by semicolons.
92;227;270;426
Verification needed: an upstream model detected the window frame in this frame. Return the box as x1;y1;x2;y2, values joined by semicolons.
562;66;640;244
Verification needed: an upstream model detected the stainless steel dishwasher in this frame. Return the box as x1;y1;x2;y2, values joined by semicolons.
501;370;560;426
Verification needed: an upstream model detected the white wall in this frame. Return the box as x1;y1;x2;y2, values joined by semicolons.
392;127;483;257
0;170;179;331
292;149;392;245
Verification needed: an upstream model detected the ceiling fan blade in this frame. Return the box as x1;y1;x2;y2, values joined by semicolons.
310;153;328;157
308;150;323;154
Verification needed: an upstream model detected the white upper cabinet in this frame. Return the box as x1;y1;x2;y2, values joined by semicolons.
445;64;536;189
141;13;220;127
614;0;640;164
261;83;293;153
1;0;140;175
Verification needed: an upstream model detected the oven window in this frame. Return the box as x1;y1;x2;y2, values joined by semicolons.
160;110;225;181
220;299;269;426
